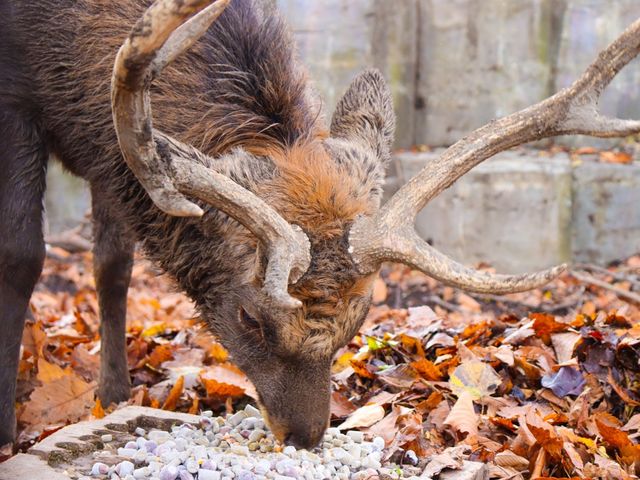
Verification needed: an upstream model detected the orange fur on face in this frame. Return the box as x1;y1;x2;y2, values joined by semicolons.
253;139;377;237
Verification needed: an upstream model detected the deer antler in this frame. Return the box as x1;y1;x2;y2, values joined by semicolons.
111;0;310;309
349;18;640;293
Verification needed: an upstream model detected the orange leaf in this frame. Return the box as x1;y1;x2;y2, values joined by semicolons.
399;334;425;358
415;391;444;414
161;375;184;411
21;321;47;359
201;363;256;399
490;417;517;432
201;378;245;398
595;412;633;450
410;359;443;381
92;398;105;419
530;313;567;344
525;411;563;461
208;342;229;363
350;359;376;379
147;344;175;369
599;150;632;164
188;396;199;415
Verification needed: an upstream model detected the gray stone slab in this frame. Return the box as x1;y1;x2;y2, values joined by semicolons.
0;406;200;479
572;160;640;264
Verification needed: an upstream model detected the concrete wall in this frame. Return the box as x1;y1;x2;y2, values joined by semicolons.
281;0;640;148
390;150;640;272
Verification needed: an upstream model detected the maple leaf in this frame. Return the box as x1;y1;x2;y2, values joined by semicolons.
20;359;96;430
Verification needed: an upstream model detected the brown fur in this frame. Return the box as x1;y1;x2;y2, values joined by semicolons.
0;0;396;448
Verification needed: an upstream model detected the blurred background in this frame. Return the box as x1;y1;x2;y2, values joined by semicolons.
47;0;640;272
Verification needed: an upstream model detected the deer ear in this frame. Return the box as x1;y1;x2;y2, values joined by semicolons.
330;69;396;164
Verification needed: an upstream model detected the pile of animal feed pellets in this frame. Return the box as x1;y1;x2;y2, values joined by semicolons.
86;404;422;480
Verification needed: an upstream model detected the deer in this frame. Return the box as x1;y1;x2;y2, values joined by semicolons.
1;0;639;449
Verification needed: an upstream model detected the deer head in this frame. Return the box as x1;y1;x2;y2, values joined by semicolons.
112;0;640;448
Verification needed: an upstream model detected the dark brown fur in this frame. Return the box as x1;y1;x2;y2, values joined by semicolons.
0;0;395;448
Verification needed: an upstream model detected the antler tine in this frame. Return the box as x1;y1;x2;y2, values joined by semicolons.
350;18;640;291
111;0;311;309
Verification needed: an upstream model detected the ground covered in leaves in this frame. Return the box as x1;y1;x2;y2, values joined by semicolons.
5;247;640;479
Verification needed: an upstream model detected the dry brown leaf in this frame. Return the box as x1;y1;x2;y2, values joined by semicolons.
350;359;376;379
330;391;356;418
595;412;633;450
551;332;581;364
338;404;385;431
444;390;478;436
146;344;175;369
20;360;96;429
530;313;568;344
21;321;47;358
494;450;529;470
622;414;640;432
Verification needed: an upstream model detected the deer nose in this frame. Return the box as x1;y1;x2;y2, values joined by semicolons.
283;424;326;450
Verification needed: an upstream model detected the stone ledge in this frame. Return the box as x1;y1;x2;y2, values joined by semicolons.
0;406;200;479
388;149;640;272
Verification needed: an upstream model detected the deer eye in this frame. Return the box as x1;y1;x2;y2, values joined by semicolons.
239;307;261;330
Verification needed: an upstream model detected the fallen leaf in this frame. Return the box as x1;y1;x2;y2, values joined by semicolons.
201;363;256;399
330;391;356;418
410;359;443;381
595;412;632;450
20;360;96;429
449;359;501;400
92;398;105;419
541;366;585;397
444;390;478;436
525;410;563;461
551;332;581;364
161;375;184;411
338;404;385;431
531;313;568;344
599;150;632;164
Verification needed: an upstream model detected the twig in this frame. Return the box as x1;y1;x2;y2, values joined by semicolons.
426;295;463;312
571;270;640;305
575;262;640;288
470;288;584;313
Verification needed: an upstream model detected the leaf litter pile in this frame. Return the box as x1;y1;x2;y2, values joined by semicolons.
5;245;640;480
